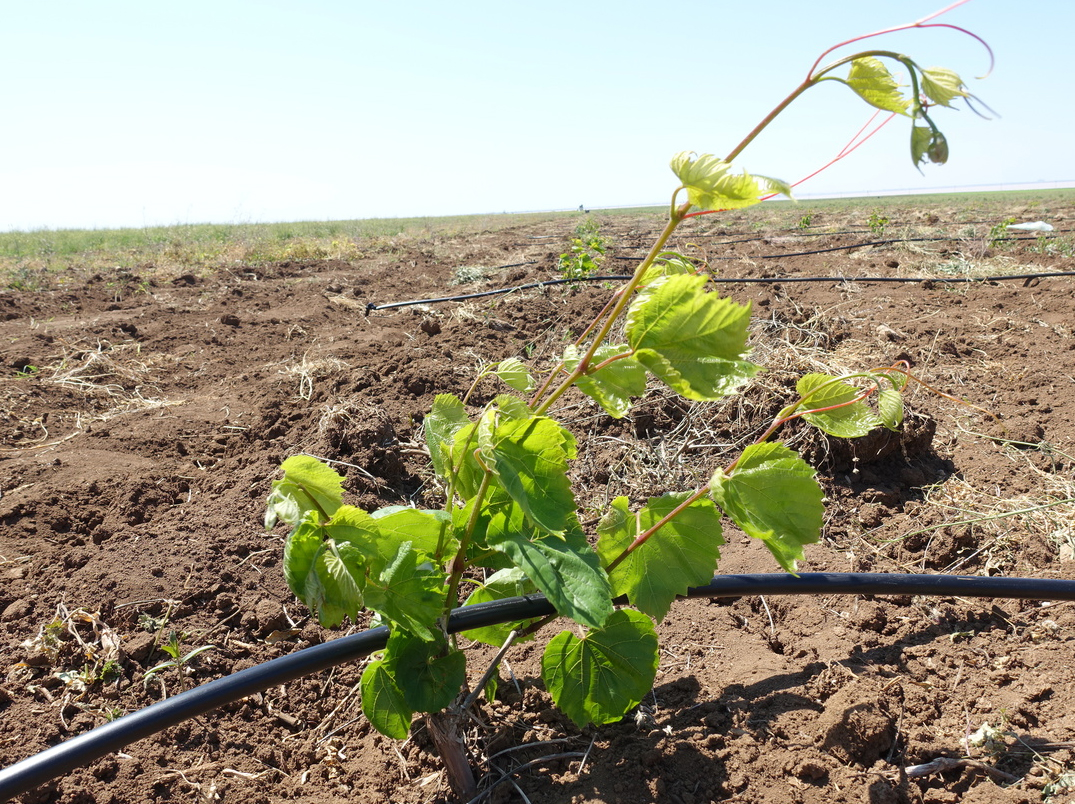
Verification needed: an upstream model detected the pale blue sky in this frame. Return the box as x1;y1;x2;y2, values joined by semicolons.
1;1;1070;231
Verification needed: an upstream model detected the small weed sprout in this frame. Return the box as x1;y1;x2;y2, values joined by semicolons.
142;631;216;695
558;219;608;279
988;217;1016;249
867;211;889;237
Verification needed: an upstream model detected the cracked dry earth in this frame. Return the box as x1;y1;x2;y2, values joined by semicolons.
2;195;1075;803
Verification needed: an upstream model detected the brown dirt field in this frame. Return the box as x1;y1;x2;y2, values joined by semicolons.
2;197;1075;804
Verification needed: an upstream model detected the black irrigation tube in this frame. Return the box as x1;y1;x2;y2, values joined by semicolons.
365;275;633;313
366;269;1075;312
4;572;1075;801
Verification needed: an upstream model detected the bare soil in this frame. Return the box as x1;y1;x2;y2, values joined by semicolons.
2;198;1075;804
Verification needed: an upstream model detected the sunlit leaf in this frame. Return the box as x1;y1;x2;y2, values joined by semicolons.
596;493;724;622
448;420;485;500
626;273;761;400
542;609;659;727
843;57;911;115
796;373;880;438
486;502;612;629
492;393;532;420
364;543;446;641
709;442;824;573
496;358;535;393
361;659;413;739
425;394;469;481
266;455;345;527
370;507;453;562
920;67;968;107
479;415;577;535
564;344;647;419
878;388;904;431
670;152;791;211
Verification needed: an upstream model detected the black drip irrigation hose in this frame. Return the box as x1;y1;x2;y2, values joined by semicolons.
4;572;1075;800
365;276;632;313
366;268;1075;313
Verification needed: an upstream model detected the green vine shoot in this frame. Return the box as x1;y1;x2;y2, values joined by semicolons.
264;5;991;797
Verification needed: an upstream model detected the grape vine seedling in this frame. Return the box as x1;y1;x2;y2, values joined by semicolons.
265;6;990;797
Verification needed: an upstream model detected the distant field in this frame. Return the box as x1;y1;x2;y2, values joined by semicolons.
2;188;1073;290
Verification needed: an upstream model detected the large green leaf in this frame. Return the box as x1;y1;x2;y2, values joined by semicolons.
796;373;880;438
360;659;413;740
843;57;911;115
460;567;539;646
266;455;345;527
625;273;761;400
370;507;453;562
479;415;578;535
709;442;824;572
596;493;724;622
364;543;446;641
542;609;659;727
486;503;613;629
563;344;647;419
424;394;470;481
383;629;467;713
670;152;791;211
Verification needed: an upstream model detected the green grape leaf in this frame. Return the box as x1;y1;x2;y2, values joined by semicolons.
639;254;697;285
486;503;613;629
479;415;578;535
360;659;413;739
284;509;380;628
448;420;485;500
326;504;382;560
461;567;539;646
317;541;365;627
563;344;647;419
796;373;880;438
542;609;659;727
670;151;791;211
878;388;904;431
626;273;761;400
492;393;532;421
384;629;467;713
844;57;911;115
369;507;453;562
920;67;968;107
266;455;344;527
709;442;824;573
911;125;948;168
496;358;535;393
596;493;724;622
364;543;446;641
425;393;470;481
283;514;324;604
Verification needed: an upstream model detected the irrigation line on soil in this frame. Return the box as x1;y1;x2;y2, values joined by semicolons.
4;573;1075;800
366;269;1075;312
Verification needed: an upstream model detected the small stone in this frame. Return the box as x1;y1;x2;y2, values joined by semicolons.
220;313;240;327
1;598;31;621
